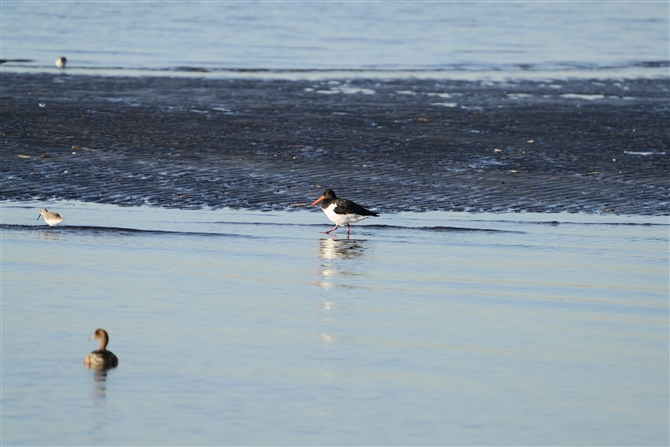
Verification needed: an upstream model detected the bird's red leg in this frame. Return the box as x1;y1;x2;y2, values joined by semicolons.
323;224;339;234
346;224;351;235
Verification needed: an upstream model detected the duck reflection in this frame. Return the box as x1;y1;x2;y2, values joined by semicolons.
89;368;109;401
316;236;370;289
86;368;109;437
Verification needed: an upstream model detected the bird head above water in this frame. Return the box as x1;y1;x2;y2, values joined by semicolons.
90;328;110;351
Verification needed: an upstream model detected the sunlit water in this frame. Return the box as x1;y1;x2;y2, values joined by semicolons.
2;201;668;445
2;2;668;79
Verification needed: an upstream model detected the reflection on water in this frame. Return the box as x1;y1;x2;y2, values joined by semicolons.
320;300;334;324
87;368;109;437
318;236;367;261
316;236;371;290
88;368;109;402
320;301;334;347
38;230;61;241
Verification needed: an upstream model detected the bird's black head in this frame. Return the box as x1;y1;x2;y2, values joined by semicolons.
322;189;336;199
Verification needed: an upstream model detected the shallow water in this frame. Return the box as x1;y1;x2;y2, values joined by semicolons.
2;2;668;79
2;201;668;445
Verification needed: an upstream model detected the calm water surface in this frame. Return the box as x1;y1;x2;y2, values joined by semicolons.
2;202;668;445
2;1;668;79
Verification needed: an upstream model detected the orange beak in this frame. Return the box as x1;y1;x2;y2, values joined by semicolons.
309;195;325;207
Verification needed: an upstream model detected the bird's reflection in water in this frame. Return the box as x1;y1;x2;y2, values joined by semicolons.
38;230;61;241
319;236;367;261
88;367;109;402
86;367;111;437
316;236;370;289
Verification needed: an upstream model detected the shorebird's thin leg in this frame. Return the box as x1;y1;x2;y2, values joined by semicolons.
323;224;339;234
346;224;351;235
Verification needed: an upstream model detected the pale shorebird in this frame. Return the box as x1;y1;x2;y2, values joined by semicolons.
37;208;65;226
309;189;379;235
55;56;67;69
84;328;119;369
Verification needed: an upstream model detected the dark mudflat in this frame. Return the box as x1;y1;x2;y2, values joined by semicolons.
1;73;668;215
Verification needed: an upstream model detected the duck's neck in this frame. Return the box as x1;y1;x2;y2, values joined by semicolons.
98;336;108;351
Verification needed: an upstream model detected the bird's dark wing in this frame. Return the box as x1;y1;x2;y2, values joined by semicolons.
334;199;379;216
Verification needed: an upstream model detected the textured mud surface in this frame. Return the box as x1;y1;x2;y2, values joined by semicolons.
1;73;668;214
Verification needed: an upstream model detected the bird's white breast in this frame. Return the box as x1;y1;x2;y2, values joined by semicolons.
44;213;64;226
323;203;370;225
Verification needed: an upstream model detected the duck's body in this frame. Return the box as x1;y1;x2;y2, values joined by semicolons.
84;349;119;369
310;189;378;234
55;56;67;69
84;329;118;369
37;208;64;226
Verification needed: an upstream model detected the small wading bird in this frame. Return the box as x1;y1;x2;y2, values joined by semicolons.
55;56;67;69
309;189;379;235
37;208;65;226
84;328;119;369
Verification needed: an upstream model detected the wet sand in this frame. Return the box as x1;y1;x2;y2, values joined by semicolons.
1;73;668;215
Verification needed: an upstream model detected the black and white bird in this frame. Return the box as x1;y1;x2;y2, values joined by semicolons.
55;56;67;69
309;189;379;234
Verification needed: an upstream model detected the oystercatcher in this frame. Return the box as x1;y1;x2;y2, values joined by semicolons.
309;189;378;234
55;56;67;69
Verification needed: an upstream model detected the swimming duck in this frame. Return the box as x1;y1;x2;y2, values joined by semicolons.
84;328;119;369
